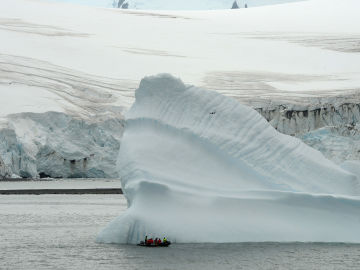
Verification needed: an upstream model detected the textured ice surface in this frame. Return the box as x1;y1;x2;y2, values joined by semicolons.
341;161;360;180
97;74;360;244
300;126;360;163
0;155;11;178
0;112;124;178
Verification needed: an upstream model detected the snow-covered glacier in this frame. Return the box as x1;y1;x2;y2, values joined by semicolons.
97;74;360;244
50;0;302;9
116;0;302;10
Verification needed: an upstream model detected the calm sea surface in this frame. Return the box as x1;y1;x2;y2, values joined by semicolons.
1;194;360;270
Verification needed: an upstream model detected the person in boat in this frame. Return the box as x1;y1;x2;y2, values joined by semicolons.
157;238;162;245
148;238;154;245
145;235;148;244
163;237;167;243
154;238;158;246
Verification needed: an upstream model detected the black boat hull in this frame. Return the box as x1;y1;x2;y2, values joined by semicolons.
137;241;171;247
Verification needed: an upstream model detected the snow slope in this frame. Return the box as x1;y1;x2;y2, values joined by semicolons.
118;0;302;10
1;0;359;106
48;0;302;9
0;0;360;177
97;75;360;244
47;0;116;8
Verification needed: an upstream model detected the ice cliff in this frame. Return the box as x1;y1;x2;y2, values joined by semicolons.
254;101;360;162
98;74;360;244
257;103;360;136
0;155;11;178
0;112;124;179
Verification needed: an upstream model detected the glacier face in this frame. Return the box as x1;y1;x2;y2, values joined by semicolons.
253;101;360;162
0;154;11;178
300;125;360;163
0;112;124;179
97;74;360;244
257;103;360;137
0;127;37;179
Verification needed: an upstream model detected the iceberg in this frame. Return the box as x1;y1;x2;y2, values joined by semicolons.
98;74;360;244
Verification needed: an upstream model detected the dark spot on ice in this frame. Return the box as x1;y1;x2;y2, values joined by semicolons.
285;110;293;120
313;108;321;116
39;172;51;178
70;160;76;164
19;170;32;179
117;0;125;8
210;111;216;115
83;157;88;169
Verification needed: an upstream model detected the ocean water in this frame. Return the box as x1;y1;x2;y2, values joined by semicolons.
1;194;360;270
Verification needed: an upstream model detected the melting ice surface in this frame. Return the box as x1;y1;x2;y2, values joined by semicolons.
98;74;360;244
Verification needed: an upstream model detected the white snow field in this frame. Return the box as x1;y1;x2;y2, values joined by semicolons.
97;74;360;244
0;0;360;178
115;0;303;10
1;0;359;107
48;0;302;9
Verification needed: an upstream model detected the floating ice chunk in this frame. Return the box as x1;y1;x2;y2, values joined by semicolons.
98;74;360;244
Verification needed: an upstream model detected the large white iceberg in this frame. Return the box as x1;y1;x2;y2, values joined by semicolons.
98;74;360;244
